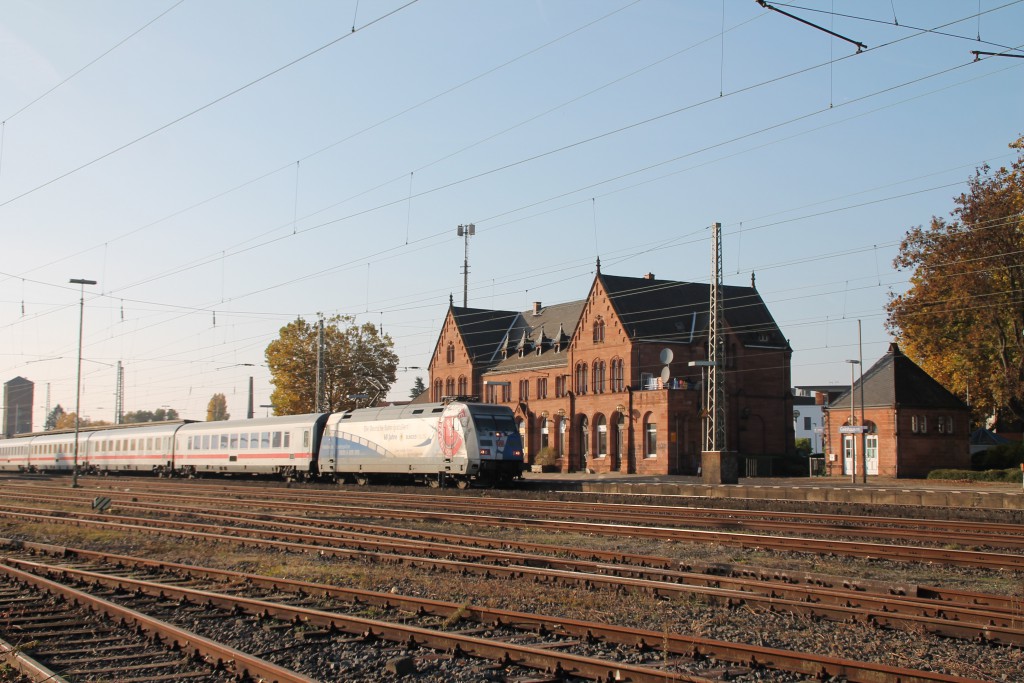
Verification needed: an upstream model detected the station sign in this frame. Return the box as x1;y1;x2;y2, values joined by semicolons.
839;425;868;434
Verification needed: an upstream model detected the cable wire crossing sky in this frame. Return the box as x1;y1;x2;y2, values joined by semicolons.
1;0;1022;426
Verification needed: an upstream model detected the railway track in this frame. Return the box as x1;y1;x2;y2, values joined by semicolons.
0;561;309;683
8;478;1023;550
1;499;1022;649
3;485;1024;571
0;540;990;683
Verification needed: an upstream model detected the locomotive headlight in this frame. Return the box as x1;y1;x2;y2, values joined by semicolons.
479;448;490;456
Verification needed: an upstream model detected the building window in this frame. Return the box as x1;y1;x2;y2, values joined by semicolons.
911;415;927;434
645;421;657;457
945;416;954;434
537;377;548;399
596;415;607;457
803;416;811;430
501;384;510;402
519;379;529;402
457;376;467;396
540;418;549;450
611;358;624;392
433;380;443;402
641;372;654;390
593;317;605;343
593;360;605;394
558;417;567;456
446;343;455;364
445;378;455;396
575;363;588;395
555;375;566;398
486;384;498;403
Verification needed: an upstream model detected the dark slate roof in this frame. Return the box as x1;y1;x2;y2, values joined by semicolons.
600;274;786;347
830;343;969;411
450;307;519;364
485;300;586;375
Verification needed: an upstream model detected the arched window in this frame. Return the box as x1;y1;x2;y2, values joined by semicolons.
446;342;456;364
593;360;606;394
645;418;657;457
432;380;443;402
457;375;467;396
575;362;588;394
611;358;624;392
596;415;607;457
593;317;605;343
445;378;455;396
540;417;549;450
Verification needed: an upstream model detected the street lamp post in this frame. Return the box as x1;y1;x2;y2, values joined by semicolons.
845;359;860;483
70;278;97;488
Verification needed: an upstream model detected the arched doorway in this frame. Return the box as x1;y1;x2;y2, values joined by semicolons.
578;415;589;472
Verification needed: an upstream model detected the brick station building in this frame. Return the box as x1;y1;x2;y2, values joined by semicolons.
425;266;794;475
823;343;970;478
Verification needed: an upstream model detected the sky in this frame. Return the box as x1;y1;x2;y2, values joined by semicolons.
1;0;1022;429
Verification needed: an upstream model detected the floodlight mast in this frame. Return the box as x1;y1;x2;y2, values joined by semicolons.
457;223;475;307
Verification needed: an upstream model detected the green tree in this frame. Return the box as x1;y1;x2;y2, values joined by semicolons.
44;405;65;431
123;408;180;423
887;135;1024;422
409;376;426;400
265;315;398;414
206;393;230;421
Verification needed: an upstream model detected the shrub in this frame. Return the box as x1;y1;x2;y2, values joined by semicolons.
534;447;560;468
928;467;1022;483
971;441;1024;470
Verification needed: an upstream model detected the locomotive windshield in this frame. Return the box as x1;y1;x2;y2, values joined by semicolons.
473;413;517;435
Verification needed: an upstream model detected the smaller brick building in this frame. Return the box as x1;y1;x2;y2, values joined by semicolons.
824;343;970;478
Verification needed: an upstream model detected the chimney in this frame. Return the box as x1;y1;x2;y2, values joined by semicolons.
532;301;542;316
643;272;655;280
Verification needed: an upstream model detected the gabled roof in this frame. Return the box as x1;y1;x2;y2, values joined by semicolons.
486;300;586;374
600;274;786;347
830;343;969;411
450;306;519;364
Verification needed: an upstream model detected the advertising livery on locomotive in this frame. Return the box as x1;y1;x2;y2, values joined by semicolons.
0;401;525;488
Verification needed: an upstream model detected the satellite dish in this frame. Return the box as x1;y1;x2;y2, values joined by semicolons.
660;366;671;382
659;348;673;364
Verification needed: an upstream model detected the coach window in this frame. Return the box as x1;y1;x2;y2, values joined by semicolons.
250;433;259;448
240;433;249;449
146;438;153;450
220;434;228;448
303;430;310;449
201;435;209;450
230;433;239;449
130;439;136;451
273;432;282;448
261;432;270;448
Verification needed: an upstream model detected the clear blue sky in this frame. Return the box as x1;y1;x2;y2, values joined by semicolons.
1;0;1022;426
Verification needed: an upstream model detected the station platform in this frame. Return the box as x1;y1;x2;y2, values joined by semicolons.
520;472;1024;510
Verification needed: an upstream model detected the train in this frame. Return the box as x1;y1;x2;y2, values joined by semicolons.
0;401;525;488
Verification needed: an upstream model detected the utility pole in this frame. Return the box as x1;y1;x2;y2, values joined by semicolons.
314;316;325;412
70;277;97;489
457;223;475;307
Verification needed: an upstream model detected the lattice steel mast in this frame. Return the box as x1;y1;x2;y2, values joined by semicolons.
705;222;726;453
